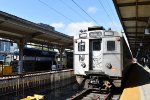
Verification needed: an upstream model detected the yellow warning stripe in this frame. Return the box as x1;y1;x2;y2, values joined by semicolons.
120;87;140;100
120;65;140;100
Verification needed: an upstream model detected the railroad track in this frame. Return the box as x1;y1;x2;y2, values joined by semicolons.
71;88;120;100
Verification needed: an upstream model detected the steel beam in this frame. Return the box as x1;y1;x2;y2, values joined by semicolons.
126;26;147;28
122;17;149;22
118;1;150;7
127;32;143;34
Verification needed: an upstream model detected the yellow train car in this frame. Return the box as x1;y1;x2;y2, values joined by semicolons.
0;65;13;76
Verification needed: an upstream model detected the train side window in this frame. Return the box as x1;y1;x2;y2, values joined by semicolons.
78;41;85;51
107;41;115;51
93;41;101;51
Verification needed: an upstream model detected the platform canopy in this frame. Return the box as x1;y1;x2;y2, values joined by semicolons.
113;0;150;56
0;11;73;49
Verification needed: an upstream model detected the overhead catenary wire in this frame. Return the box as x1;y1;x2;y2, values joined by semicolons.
38;0;89;23
97;0;118;31
59;0;89;22
105;0;123;31
38;0;74;22
72;0;99;25
38;0;90;33
105;0;121;26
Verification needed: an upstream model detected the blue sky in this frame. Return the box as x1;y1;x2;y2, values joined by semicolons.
0;0;122;36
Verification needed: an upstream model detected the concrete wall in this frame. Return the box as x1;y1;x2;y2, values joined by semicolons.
0;69;75;96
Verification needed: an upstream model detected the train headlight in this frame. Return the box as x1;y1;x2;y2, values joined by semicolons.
106;63;112;69
79;33;87;38
89;32;102;38
79;55;85;61
81;62;86;68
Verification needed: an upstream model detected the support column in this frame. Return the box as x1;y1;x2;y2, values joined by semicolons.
17;39;26;74
59;47;64;70
16;33;41;74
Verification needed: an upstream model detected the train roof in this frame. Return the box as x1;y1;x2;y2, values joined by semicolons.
74;29;123;39
88;26;105;31
14;47;56;55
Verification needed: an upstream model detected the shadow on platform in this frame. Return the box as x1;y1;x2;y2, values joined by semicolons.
125;63;150;88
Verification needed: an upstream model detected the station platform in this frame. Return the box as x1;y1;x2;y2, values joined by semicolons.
120;63;150;100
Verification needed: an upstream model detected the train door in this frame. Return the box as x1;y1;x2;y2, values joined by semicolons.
90;40;102;70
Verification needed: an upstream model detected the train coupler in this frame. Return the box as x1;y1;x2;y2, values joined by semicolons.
88;77;102;88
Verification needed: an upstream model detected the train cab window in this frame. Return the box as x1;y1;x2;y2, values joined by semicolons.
107;41;115;51
78;41;85;51
93;41;101;51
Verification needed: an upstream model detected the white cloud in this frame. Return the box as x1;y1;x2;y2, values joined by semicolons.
51;22;64;29
87;7;97;14
50;22;96;36
65;22;95;36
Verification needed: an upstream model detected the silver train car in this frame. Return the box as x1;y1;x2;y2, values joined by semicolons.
74;26;133;90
